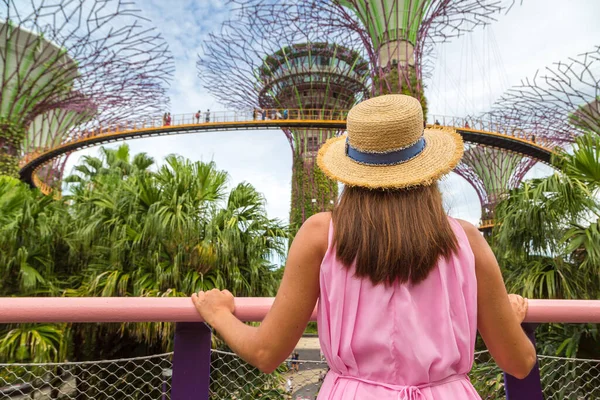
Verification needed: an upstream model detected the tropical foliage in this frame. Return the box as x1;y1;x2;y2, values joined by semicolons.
0;144;288;363
492;132;600;358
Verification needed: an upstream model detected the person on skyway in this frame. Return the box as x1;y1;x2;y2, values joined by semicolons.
192;94;536;399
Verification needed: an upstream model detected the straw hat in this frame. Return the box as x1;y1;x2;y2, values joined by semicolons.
317;94;464;189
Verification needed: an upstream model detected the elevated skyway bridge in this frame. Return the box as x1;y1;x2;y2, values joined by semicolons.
19;109;556;233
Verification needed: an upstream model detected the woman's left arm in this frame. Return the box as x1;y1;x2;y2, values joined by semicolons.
192;212;330;373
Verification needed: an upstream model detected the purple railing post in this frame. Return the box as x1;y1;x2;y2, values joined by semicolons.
504;323;543;400
171;322;212;400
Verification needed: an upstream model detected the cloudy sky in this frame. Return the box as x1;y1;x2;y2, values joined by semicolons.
64;0;600;225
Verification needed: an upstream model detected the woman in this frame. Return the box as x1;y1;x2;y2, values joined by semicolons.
192;95;536;399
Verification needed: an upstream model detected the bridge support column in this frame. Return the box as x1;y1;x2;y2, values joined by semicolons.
504;323;543;400
171;322;212;400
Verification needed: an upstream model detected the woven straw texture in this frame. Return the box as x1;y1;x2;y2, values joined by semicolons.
317;95;464;189
346;94;424;152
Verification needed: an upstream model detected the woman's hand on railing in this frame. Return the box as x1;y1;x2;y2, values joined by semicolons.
192;289;236;326
508;294;529;323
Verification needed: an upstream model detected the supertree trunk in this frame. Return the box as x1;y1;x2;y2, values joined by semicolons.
0;119;24;176
332;0;436;114
288;129;339;232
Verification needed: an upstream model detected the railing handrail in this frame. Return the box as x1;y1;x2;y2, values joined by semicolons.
0;298;598;323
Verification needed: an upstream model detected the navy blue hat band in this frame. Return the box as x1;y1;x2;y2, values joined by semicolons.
345;137;426;166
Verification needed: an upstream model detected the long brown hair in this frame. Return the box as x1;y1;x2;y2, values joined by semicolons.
332;184;458;285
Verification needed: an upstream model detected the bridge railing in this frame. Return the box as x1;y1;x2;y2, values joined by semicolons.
428;114;555;150
64;109;350;142
0;298;598;400
31;110;553;158
19;110;553;173
479;219;495;229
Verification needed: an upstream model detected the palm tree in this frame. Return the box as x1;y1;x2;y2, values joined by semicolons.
64;145;287;350
207;182;287;296
493;132;600;357
0;144;288;367
0;176;70;296
0;177;72;366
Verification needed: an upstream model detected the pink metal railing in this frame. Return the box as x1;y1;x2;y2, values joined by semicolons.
0;297;598;400
0;297;598;324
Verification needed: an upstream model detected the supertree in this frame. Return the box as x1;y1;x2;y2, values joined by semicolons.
1;0;174;180
226;0;521;231
198;2;370;231
489;46;600;141
455;46;600;225
25;101;97;185
454;145;536;224
231;0;516;117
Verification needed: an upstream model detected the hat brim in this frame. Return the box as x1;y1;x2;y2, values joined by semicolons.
316;127;464;189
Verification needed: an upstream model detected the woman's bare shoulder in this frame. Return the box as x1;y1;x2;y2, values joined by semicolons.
304;211;332;228
298;212;332;256
454;218;481;237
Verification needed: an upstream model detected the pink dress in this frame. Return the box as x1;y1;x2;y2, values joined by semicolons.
317;217;481;400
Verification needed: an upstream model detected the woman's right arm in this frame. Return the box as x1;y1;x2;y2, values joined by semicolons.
458;220;537;379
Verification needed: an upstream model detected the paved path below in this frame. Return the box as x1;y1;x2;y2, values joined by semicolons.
296;337;321;350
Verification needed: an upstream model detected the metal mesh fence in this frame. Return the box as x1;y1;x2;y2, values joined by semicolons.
0;353;172;399
539;354;600;399
210;349;327;399
471;350;506;399
0;349;598;399
470;351;600;400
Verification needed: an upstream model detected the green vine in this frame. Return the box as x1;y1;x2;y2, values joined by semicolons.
289;155;338;236
0;118;25;178
373;66;428;118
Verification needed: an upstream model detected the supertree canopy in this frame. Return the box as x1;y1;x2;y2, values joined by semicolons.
333;0;521;116
0;0;174;179
489;46;600;142
257;42;368;111
199;2;370;231
233;0;516;117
